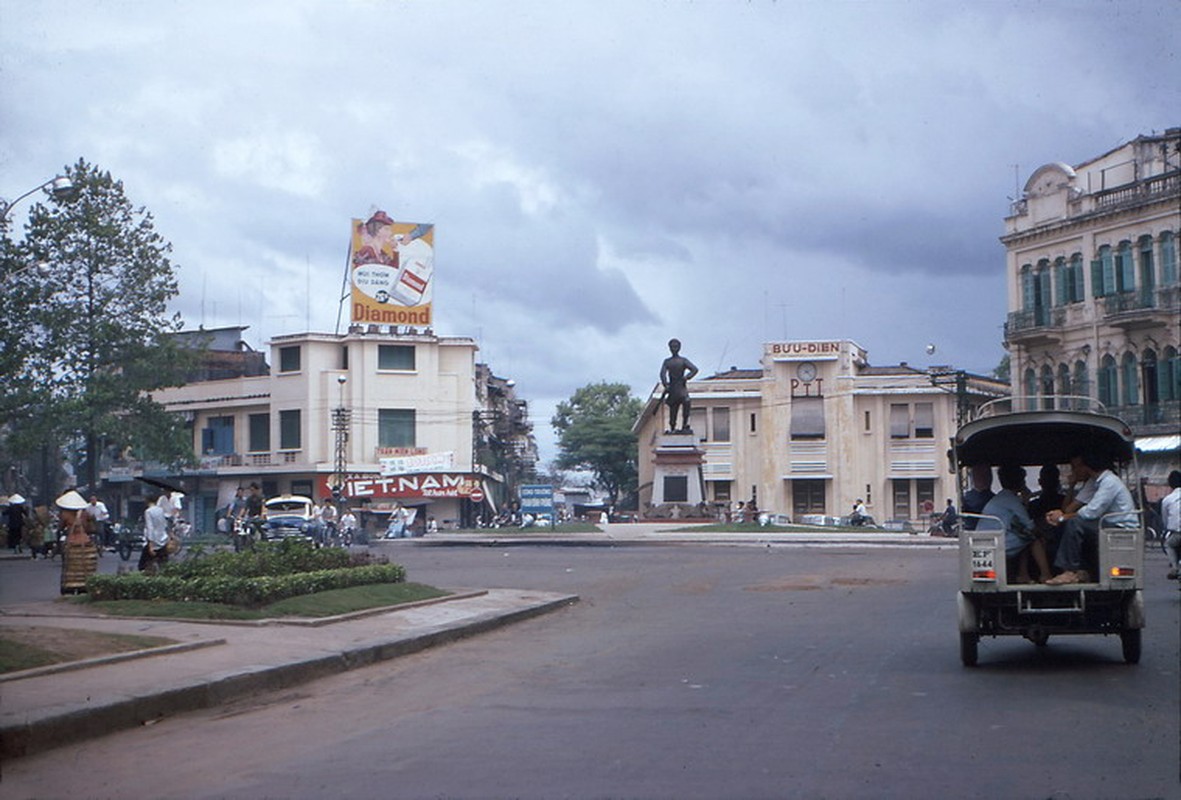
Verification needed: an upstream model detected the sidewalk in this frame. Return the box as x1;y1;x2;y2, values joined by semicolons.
0;588;577;760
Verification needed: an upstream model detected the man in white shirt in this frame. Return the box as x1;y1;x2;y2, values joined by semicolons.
1045;452;1137;585
1161;470;1181;580
139;493;171;573
87;495;111;548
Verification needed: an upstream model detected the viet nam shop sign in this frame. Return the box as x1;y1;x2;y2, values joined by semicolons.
319;472;482;500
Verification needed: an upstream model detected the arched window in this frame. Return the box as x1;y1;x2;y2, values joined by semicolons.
1041;365;1055;409
1069;253;1085;302
1142;350;1159;421
1035;259;1051;324
1073;360;1090;407
1116;241;1135;293
1021;264;1035;311
1098;355;1118;408
1023;367;1038;411
1092;245;1115;298
1162;232;1178;286
1138;235;1156;304
1057;362;1071;397
1121;352;1139;406
1161;346;1180;402
1053;257;1067;306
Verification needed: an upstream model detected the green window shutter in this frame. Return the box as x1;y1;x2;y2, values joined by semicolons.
1101;247;1116;295
1162;233;1177;285
1091;259;1104;298
1117;243;1135;293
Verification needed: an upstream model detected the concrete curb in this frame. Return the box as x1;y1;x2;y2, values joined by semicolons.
0;592;578;760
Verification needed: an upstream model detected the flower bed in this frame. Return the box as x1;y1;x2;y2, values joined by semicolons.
85;540;406;607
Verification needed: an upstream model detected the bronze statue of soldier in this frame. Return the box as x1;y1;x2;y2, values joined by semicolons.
660;338;699;433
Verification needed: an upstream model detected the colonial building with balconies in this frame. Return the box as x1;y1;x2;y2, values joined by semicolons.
1001;128;1180;489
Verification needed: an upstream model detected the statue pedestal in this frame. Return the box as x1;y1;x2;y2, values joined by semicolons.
650;431;705;509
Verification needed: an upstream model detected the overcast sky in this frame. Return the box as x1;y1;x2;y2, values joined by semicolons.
3;0;1178;464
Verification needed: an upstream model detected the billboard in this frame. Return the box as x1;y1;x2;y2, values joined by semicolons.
349;211;435;327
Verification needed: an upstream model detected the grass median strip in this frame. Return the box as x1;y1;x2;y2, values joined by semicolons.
0;628;177;674
2;582;452;673
79;581;450;620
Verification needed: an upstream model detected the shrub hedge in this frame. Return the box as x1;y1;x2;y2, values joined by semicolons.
162;539;356;579
87;564;406;607
85;541;405;607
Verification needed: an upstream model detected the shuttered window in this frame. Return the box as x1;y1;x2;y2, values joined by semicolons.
790;397;825;440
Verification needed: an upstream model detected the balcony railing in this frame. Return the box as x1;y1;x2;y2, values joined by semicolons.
1005;306;1064;337
1094;170;1180;210
1105;401;1181;430
1104;290;1155;316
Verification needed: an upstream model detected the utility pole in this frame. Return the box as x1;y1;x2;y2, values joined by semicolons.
331;376;350;506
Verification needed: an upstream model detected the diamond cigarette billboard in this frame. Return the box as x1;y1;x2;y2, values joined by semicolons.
349;211;434;327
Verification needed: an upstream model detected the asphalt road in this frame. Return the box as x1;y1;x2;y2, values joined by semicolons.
4;543;1179;799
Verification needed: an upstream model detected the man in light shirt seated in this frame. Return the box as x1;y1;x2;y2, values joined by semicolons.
1044;452;1137;585
979;464;1051;584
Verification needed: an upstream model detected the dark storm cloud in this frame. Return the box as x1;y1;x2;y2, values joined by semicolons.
3;0;1178;461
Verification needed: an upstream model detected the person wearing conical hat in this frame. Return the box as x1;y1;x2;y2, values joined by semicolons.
56;490;98;594
5;493;28;552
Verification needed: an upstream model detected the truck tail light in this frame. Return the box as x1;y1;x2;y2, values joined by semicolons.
1109;566;1135;578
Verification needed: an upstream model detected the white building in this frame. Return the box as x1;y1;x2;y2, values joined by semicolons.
147;326;531;534
1001;128;1180;492
635;340;1007;527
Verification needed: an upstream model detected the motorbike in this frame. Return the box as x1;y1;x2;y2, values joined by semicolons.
233;516;263;552
114;522;145;561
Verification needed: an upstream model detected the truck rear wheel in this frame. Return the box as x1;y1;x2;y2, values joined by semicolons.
960;632;979;667
1120;629;1141;664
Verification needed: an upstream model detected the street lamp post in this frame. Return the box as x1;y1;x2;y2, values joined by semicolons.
0;175;76;223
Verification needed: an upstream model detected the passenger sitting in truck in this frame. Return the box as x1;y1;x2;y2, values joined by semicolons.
1044;452;1137;585
961;465;995;530
1026;464;1067;562
979;465;1052;584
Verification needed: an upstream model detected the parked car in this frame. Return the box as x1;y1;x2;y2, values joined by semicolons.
261;495;316;542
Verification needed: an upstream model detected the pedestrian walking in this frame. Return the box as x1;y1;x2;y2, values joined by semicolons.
5;493;28;553
57;490;98;594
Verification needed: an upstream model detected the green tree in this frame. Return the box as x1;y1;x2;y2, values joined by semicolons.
1;158;196;492
551;382;644;506
993;354;1011;383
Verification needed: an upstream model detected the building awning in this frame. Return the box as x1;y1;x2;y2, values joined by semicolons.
1135;435;1180;453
